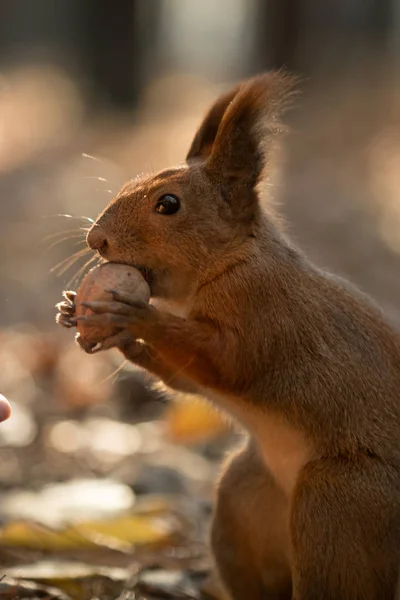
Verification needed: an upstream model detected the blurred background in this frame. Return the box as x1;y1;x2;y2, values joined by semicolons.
0;1;400;597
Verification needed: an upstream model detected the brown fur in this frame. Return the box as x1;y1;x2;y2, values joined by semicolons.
56;71;400;599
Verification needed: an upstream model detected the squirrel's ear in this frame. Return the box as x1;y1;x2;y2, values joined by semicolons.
205;72;296;186
186;86;240;161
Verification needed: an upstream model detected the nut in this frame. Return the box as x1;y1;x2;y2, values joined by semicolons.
75;263;150;350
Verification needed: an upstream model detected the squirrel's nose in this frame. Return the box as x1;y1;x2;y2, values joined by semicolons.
86;225;108;252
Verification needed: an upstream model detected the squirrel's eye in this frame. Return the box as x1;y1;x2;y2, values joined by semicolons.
155;194;180;215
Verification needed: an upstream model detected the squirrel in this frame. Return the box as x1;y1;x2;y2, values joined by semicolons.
56;72;400;600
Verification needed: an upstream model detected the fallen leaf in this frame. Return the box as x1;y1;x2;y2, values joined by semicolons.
0;576;71;600
136;568;199;599
165;395;227;445
4;561;128;600
0;511;180;552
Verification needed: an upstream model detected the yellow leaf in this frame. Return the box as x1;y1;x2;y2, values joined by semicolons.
77;513;177;546
0;520;94;550
0;512;178;551
165;394;227;444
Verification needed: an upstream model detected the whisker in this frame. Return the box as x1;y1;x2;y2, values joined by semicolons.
46;233;87;251
84;176;109;183
50;247;91;276
81;152;107;165
43;228;87;242
81;153;125;187
57;249;92;276
98;359;128;385
67;254;98;289
42;213;95;224
95;188;113;195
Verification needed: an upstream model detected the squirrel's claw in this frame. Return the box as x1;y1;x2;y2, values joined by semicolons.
56;300;75;316
56;290;77;329
63;290;77;303
56;312;76;328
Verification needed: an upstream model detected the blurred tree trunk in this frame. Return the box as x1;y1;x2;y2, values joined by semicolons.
78;0;160;111
0;0;79;62
0;0;161;112
254;0;395;74
255;0;301;71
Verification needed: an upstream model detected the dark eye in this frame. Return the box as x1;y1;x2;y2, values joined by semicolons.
155;194;180;215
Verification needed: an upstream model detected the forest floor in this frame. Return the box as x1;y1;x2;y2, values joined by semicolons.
0;325;235;599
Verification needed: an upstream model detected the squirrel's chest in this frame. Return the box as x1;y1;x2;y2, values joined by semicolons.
252;413;315;497
203;388;315;497
151;297;314;497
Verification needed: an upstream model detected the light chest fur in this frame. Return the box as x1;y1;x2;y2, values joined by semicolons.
204;388;315;497
153;296;314;497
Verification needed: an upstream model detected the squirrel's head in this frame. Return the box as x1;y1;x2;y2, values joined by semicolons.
86;72;295;299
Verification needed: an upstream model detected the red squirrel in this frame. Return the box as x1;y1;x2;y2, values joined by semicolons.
56;72;400;599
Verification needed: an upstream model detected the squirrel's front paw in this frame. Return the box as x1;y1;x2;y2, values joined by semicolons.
86;330;146;362
76;289;157;340
55;290;77;328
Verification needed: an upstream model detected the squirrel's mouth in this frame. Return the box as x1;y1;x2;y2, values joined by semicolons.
135;265;155;291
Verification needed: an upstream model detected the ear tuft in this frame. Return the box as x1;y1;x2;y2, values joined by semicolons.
187;71;298;186
186;86;240;162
